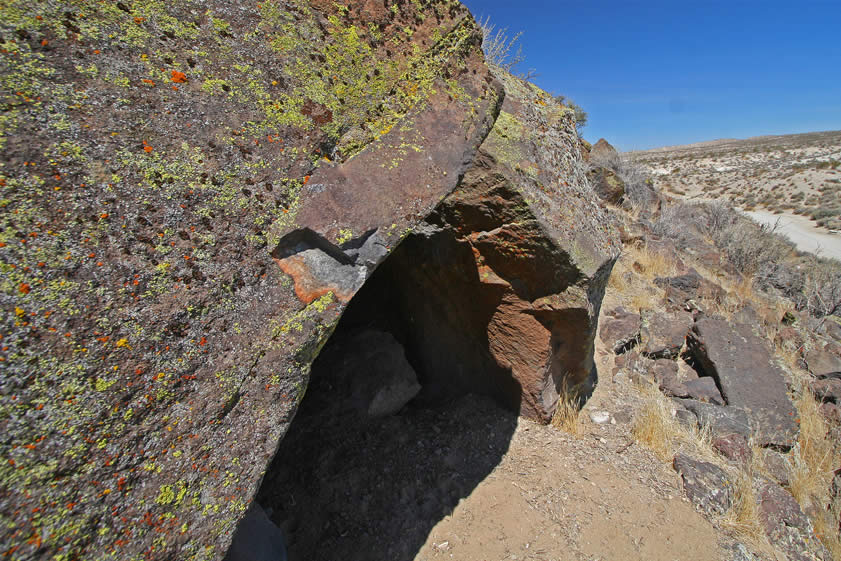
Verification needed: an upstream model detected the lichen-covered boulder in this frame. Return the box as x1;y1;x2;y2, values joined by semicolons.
0;1;500;559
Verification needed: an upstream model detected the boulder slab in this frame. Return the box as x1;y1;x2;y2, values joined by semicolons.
687;318;799;447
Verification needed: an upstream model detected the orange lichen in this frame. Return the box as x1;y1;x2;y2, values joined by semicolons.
170;71;187;83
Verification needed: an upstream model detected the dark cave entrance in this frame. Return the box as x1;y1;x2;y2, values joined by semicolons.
252;226;523;561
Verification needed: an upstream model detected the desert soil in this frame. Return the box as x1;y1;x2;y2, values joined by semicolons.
632;130;841;234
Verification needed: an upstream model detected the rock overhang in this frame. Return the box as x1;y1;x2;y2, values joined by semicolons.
0;1;619;560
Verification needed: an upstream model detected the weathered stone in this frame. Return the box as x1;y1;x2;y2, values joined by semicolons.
805;346;841;379
712;433;751;464
587;167;625;204
820;402;841;424
311;330;420;418
676;399;753;440
673;453;733;516
600;307;641;354
688;318;799;448
652;359;688;397
684;377;725;405
811;377;841;404
654;268;724;306
757;480;827;561
762;450;792;487
590;138;618;162
224;502;288;561
639;310;694;359
0;2;620;559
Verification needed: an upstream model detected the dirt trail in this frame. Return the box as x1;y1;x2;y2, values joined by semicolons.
744;210;841;261
414;341;728;561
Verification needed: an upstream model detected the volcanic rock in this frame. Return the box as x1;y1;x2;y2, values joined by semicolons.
687;318;799;447
673;453;733;516
639;310;693;359
600;307;641;354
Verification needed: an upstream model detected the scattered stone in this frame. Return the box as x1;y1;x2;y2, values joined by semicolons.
712;434;751;464
600;307;641;354
819;402;841;424
805;346;841;379
676;399;752;440
688;318;799;448
683;377;725;406
756;480;827;561
654;268;724;306
589;411;611;424
762;450;792;488
811;377;841;403
652;359;688;398
224;502;288;561
673;453;733;516
314;330;421;418
639;310;694;359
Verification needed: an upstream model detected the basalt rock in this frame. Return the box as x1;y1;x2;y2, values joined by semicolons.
0;2;503;559
0;2;620;559
688;318;799;448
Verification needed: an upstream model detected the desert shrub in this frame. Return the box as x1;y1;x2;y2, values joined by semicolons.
477;16;525;73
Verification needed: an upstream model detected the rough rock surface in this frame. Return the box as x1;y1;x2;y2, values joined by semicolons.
688;318;799;447
673;453;733;516
676;399;753;440
387;71;620;421
684;377;725;405
639;310;693;359
600;307;641;354
590;138;618;162
654;269;724;306
712;434;751;464
805;346;841;379
0;2;621;559
651;359;685;396
0;2;507;559
756;481;826;561
586;166;625;204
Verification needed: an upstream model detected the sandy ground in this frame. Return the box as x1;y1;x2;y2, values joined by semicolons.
744;210;841;261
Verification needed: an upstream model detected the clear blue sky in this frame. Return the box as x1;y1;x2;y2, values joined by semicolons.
460;0;841;151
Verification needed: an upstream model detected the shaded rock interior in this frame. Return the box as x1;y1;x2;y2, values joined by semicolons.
252;227;536;560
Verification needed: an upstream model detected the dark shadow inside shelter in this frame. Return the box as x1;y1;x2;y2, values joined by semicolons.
253;228;523;561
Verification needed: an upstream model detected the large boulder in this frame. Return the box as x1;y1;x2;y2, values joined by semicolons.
0;2;502;559
590;138;619;163
600;307;641;354
0;2;620;559
687;318;799;448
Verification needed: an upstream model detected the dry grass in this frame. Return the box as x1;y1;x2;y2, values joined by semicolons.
630;382;716;462
787;381;841;559
719;471;766;546
606;244;671;312
551;384;582;437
